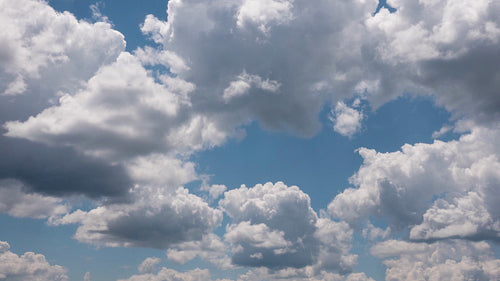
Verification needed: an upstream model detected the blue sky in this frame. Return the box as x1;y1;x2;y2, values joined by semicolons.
1;0;500;281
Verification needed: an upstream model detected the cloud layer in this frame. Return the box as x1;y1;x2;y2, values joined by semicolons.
0;0;500;280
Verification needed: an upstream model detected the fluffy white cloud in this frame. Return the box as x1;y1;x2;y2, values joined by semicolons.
166;233;230;268
4;52;191;158
329;124;500;242
138;257;161;274
0;0;124;99
0;241;68;281
200;184;228;200
118;267;213;281
220;182;355;273
52;186;222;249
223;71;280;102
365;0;500;124
236;0;294;34
371;239;500;280
236;267;374;281
140;0;378;137
329;101;364;138
0;179;68;219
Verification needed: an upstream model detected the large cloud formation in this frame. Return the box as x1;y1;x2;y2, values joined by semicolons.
329;123;500;242
1;0;500;279
220;182;356;273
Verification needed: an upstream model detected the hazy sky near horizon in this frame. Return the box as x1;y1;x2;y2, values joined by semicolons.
1;0;500;280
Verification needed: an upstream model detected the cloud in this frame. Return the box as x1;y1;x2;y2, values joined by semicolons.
117;267;214;281
140;0;378;137
220;182;355;272
223;71;280;102
236;0;294;34
329;101;364;138
371;239;500;280
0;241;68;281
0;0;124;99
138;257;161;274
328;124;500;242
0;0;132;199
0;179;68;219
236;267;374;281
365;0;500;124
0;137;131;199
166;233;230;268
52;186;222;249
200;184;227;200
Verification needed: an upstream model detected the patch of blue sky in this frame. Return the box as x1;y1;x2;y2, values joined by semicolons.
195;95;453;212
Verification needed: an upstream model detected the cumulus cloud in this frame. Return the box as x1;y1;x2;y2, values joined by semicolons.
237;267;374;281
220;182;355;273
329;124;500;241
166;233;230;268
0;241;68;281
0;179;68;219
365;0;500;124
223;71;280;102
52;186;222;249
118;267;214;281
329;101;364;138
371;239;500;280
138;257;161;274
0;0;131;199
0;0;124;97
236;0;294;34
0;137;131;199
140;0;378;137
200;183;227;201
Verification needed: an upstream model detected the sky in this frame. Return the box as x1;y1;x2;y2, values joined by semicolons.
0;0;500;280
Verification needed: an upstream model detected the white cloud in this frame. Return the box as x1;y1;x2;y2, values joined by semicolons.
220;182;355;273
200;184;227;200
52;186;222;249
83;272;91;281
236;267;374;281
4;52;194;159
126;154;197;188
371;239;500;280
0;0;124;97
223;71;280;102
236;0;294;34
329;101;364;138
0;241;68;281
329;124;500;242
166;233;230;268
117;267;214;281
138;257;161;274
0;179;69;219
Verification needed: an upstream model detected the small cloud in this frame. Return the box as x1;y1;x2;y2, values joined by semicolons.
329;101;364;138
432;125;452;139
138;257;161;274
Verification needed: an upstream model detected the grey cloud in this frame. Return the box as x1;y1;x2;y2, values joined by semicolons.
220;182;355;272
53;186;222;249
0;137;131;198
0;179;68;219
329;124;500;241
